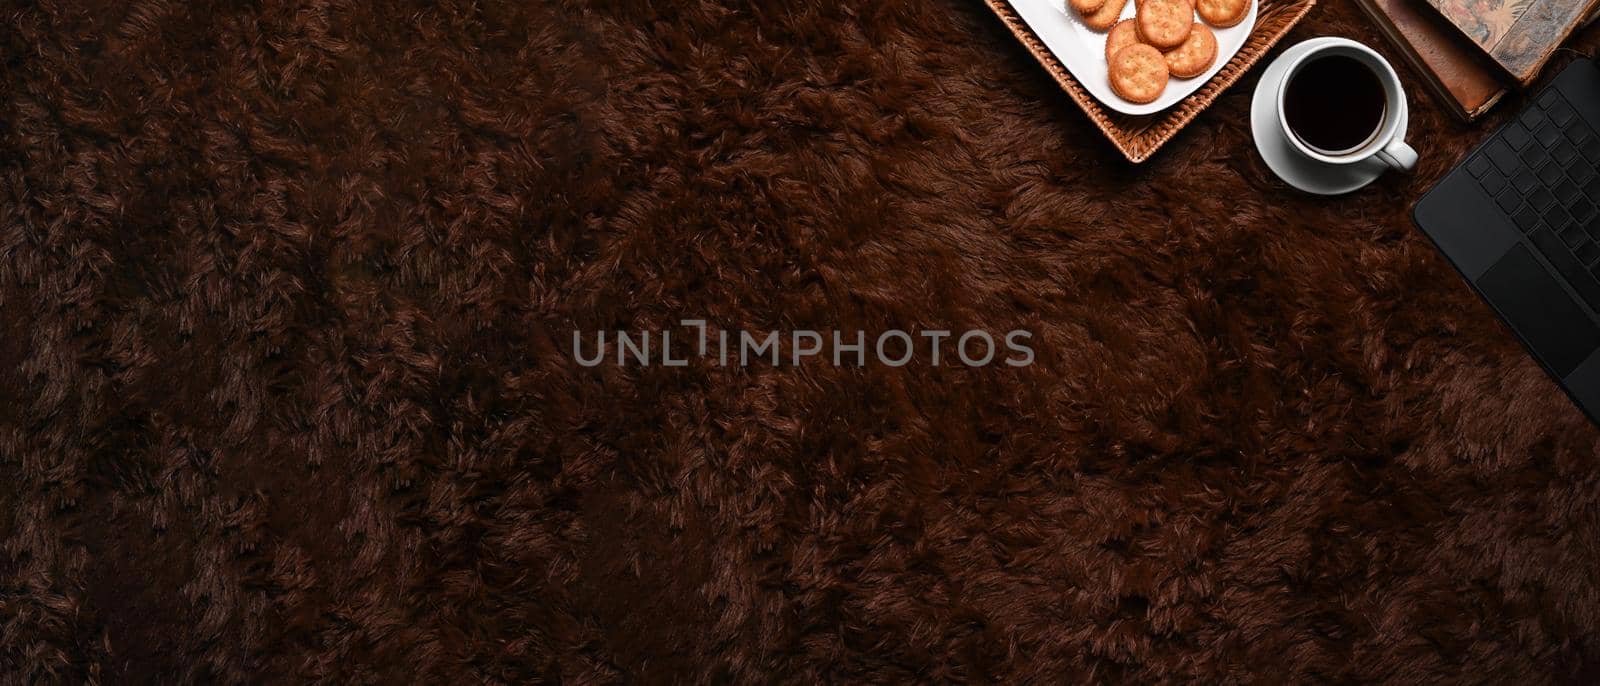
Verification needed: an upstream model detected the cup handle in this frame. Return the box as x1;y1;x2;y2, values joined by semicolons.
1376;138;1418;172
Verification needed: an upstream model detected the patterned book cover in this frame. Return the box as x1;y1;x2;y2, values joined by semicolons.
1426;0;1600;85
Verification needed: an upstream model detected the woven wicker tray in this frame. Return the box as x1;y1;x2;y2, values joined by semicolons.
984;0;1318;163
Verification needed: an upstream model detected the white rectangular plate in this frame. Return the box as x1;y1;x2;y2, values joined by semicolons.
1004;0;1257;115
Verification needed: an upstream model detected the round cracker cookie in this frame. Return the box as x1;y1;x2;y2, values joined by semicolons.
1163;23;1217;78
1196;0;1248;28
1070;0;1107;16
1104;20;1142;63
1082;0;1129;31
1108;44;1169;104
1136;0;1194;50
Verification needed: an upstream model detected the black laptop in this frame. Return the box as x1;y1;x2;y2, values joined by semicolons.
1414;58;1600;424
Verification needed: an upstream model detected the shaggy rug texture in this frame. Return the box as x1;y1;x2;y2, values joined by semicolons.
4;0;1600;682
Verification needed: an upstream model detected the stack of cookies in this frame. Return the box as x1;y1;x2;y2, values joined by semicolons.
1069;0;1249;105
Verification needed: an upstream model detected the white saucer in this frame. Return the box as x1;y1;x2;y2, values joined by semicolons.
1251;37;1408;196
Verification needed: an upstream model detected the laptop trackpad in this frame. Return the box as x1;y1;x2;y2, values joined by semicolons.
1477;244;1600;377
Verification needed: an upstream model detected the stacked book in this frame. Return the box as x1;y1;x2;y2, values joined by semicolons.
1357;0;1600;122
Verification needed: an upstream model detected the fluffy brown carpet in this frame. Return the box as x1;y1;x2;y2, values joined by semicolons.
4;0;1600;682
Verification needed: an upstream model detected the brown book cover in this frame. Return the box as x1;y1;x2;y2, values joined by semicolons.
1357;0;1507;122
1425;0;1600;86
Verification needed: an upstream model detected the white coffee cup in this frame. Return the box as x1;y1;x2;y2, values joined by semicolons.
1275;39;1417;172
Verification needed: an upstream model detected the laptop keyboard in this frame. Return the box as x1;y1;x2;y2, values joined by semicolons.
1468;89;1600;312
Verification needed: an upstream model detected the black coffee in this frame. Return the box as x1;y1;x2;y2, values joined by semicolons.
1283;54;1386;154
